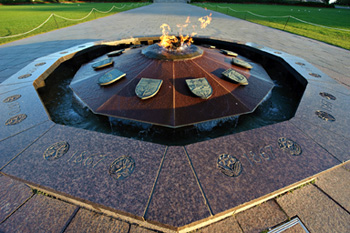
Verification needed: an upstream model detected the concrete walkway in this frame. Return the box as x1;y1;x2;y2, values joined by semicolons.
1;3;350;232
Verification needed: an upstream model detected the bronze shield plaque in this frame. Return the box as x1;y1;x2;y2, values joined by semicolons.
135;78;163;100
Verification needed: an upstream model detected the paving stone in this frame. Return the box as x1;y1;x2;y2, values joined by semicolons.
315;166;350;212
0;121;54;169
0;175;32;222
145;146;211;227
1;124;166;218
276;184;350;233
185;121;340;215
196;216;242;233
235;200;288;233
65;208;130;233
0;194;76;232
129;224;157;233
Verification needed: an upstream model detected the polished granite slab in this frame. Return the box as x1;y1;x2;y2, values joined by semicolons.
185;121;340;215
1;124;166;218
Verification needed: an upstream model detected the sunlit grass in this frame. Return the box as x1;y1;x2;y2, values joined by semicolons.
194;3;350;50
0;2;149;44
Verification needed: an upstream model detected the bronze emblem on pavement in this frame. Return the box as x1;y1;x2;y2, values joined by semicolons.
222;68;249;85
135;78;163;100
98;69;126;86
5;114;27;126
109;156;135;180
217;154;242;177
232;58;253;69
221;49;237;57
3;94;21;103
92;58;114;70
35;62;46;66
315;110;335;122
43;141;70;161
18;74;31;79
186;78;213;99
278;137;302;156
295;62;305;66
319;92;336;101
309;73;321;78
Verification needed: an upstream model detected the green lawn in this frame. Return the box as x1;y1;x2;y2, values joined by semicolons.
194;3;350;50
0;2;149;45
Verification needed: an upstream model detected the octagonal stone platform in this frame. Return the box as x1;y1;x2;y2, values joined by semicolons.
70;44;274;128
0;37;349;232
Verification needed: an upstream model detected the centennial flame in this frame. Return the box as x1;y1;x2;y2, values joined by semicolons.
158;13;212;50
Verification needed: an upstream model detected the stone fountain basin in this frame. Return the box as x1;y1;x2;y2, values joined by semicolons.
0;37;349;232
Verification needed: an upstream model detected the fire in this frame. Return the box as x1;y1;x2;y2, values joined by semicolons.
158;13;212;50
198;13;212;29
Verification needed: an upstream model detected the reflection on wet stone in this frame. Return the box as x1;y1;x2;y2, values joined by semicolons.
5;114;27;126
109;156;135;180
217;154;242;177
43;141;70;161
315;110;336;122
278;137;302;156
3;94;21;103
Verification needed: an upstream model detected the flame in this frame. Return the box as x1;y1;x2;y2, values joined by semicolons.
158;13;212;50
159;24;179;49
198;13;212;29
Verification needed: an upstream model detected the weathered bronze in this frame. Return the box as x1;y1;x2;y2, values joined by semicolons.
98;69;126;86
135;78;163;100
278;137;302;156
232;57;253;69
221;49;237;57
92;58;114;70
186;78;213;99
107;49;124;57
43;141;70;161
217;154;242;177
109;156;135;180
222;68;249;85
315;110;336;122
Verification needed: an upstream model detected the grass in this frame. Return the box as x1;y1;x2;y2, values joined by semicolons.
0;2;149;45
194;3;350;50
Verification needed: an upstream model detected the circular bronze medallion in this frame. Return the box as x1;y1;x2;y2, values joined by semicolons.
43;141;70;161
35;62;46;66
18;74;31;79
217;154;242;177
319;92;336;100
295;62;305;66
3;94;21;103
315;110;336;122
278;137;302;156
5;114;27;126
109;156;135;180
309;73;321;78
